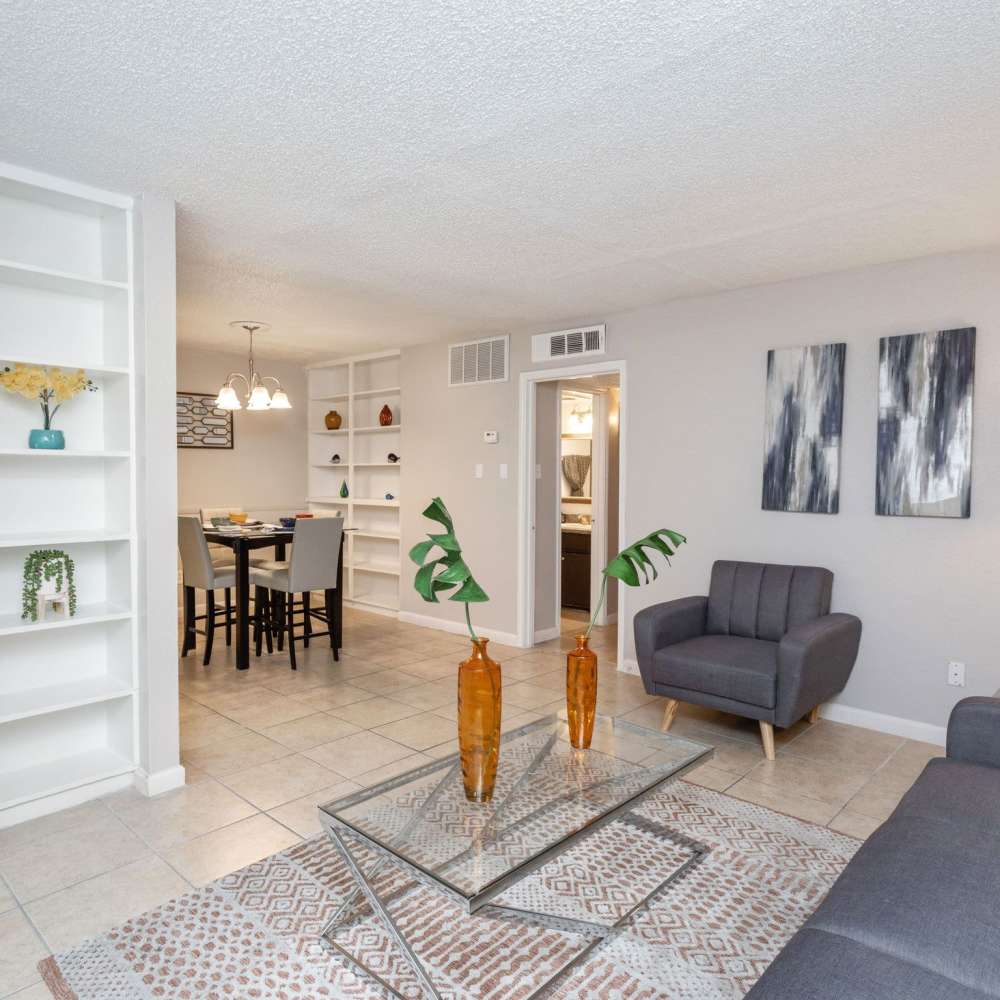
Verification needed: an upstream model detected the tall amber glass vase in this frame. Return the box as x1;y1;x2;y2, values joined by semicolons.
457;638;502;802
566;635;598;749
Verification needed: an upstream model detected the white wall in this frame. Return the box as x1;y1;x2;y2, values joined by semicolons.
176;347;307;518
135;194;183;791
400;247;1000;734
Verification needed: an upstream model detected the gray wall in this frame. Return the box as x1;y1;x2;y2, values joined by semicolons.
400;247;1000;731
176;346;307;517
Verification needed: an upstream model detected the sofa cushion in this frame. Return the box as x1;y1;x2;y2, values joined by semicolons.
891;757;1000;835
805;807;1000;997
746;927;994;1000
652;635;778;708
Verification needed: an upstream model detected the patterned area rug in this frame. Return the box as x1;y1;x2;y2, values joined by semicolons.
39;782;859;999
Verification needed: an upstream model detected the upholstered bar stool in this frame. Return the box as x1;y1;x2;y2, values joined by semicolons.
250;516;343;670
178;514;236;665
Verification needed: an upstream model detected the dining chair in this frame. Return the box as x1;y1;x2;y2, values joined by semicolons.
178;514;236;665
250;517;343;670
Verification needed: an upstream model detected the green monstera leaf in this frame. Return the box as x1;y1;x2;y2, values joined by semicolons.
587;528;687;637
603;528;687;587
408;497;489;640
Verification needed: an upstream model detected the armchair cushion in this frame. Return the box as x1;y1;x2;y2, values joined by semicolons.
947;697;1000;770
654;635;778;708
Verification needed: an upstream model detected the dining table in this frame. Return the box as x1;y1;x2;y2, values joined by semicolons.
203;525;346;670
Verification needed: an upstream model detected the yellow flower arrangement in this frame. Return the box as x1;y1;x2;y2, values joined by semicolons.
0;363;98;429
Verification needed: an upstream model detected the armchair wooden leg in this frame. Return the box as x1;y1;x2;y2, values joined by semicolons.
759;721;776;761
807;705;821;724
660;698;680;732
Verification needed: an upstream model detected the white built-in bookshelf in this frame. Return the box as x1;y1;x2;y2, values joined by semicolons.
0;169;138;818
306;351;402;613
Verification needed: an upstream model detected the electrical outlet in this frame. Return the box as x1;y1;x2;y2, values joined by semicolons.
948;661;966;687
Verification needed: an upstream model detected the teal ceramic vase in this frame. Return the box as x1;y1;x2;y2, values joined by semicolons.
339;480;349;498
29;429;65;450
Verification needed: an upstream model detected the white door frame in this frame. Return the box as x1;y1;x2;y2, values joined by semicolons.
518;360;627;672
589;391;610;625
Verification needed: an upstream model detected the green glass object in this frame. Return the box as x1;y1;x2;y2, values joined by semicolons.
339;480;349;498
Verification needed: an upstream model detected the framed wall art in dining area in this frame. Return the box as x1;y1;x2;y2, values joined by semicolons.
176;390;235;449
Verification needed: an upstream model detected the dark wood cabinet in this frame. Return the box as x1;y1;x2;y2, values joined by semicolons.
561;529;591;611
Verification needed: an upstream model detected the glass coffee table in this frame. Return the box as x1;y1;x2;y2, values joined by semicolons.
318;713;712;999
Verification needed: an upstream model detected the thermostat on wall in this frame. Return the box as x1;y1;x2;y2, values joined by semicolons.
483;430;499;444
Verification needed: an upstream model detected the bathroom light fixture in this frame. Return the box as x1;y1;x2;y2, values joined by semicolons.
215;322;292;411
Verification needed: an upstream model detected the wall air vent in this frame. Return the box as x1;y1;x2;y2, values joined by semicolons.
531;324;606;363
448;335;509;387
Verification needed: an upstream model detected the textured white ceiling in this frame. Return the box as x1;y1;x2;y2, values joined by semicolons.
3;1;1000;361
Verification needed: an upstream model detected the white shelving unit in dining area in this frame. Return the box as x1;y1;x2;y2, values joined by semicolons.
0;166;139;823
306;350;402;614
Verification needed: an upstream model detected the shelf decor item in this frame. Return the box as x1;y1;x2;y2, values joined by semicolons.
339;480;349;498
387;452;400;463
379;404;393;426
325;410;343;430
409;497;498;802
329;453;341;463
568;528;687;749
21;549;76;622
1;363;98;449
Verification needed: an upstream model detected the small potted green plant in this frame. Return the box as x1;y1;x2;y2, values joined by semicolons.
22;549;77;622
409;498;497;802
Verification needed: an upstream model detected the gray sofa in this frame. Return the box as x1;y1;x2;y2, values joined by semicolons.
634;560;862;758
747;696;1000;999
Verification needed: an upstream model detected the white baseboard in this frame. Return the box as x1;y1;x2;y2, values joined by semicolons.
533;626;562;643
615;665;944;745
344;599;399;620
0;771;135;830
134;764;187;797
397;611;525;647
819;702;946;746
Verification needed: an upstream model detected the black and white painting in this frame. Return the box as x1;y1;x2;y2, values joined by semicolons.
876;327;975;518
762;343;846;514
176;391;234;449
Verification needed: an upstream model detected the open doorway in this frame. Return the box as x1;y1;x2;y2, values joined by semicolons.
518;361;626;668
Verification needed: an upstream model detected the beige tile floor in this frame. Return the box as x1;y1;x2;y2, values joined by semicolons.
0;608;942;998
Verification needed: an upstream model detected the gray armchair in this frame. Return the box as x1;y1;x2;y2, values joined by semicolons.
634;560;861;759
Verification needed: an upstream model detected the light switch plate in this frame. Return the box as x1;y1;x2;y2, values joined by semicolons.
499;463;508;479
475;463;484;479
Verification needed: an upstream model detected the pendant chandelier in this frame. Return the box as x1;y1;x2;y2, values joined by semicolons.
215;321;292;411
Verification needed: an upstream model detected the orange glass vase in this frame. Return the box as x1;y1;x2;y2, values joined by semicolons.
457;638;502;802
566;635;598;749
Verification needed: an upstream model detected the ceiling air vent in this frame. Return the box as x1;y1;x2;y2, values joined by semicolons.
448;335;509;387
531;324;606;363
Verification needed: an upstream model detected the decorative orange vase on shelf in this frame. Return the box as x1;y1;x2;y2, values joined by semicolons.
378;404;393;426
457;638;502;802
324;410;342;430
566;635;598;749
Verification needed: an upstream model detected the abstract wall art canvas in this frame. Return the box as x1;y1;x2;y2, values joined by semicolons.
876;327;975;518
176;391;234;449
762;342;846;514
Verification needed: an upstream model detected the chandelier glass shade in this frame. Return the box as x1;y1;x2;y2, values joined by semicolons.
215;321;292;411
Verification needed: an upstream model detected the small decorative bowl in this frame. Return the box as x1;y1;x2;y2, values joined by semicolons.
296;513;314;519
279;517;296;529
229;512;248;524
